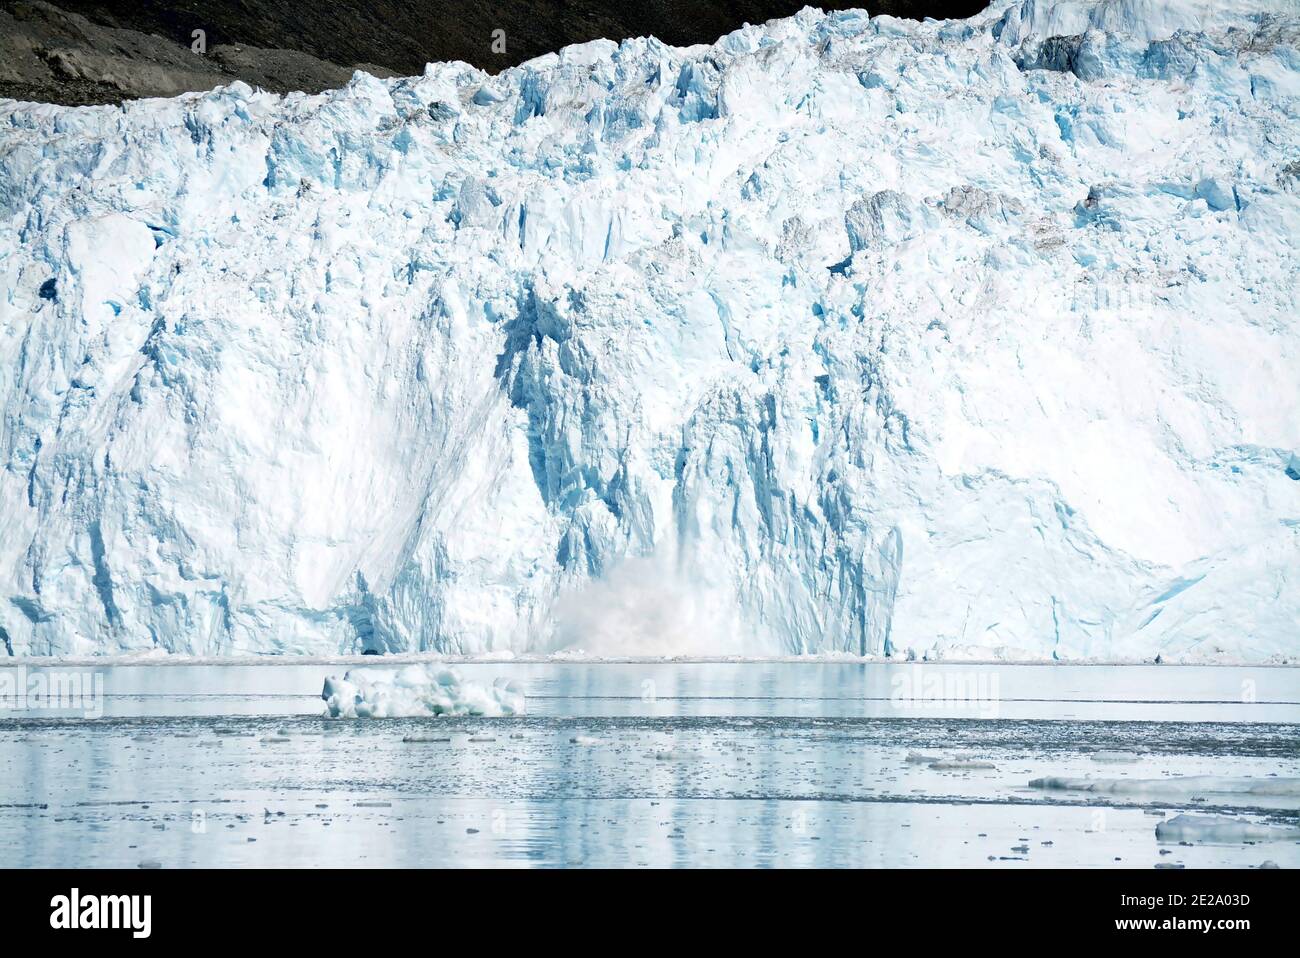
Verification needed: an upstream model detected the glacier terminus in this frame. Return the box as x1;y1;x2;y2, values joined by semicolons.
0;0;1297;660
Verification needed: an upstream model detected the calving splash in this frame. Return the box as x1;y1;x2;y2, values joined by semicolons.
1;0;1298;661
322;665;526;717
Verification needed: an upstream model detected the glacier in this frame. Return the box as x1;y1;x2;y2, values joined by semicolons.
0;0;1297;660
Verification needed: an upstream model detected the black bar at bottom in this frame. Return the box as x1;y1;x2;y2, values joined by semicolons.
0;867;1285;944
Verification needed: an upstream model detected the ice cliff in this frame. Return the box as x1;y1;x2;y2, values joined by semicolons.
1;0;1298;659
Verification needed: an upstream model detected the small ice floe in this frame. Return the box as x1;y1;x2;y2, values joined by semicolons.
1029;775;1300;798
929;759;997;770
260;736;290;744
1089;751;1141;764
137;860;161;870
468;736;496;743
570;735;601;745
322;666;524;718
401;734;451;744
904;751;945;764
1155;814;1300;844
354;800;392;808
654;749;701;762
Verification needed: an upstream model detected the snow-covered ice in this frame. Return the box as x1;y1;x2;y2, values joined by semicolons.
321;665;525;717
1;0;1298;660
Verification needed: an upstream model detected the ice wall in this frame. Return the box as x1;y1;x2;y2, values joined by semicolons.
1;1;1297;659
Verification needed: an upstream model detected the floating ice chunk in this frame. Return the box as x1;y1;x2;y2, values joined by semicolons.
570;735;601;745
1089;751;1141;763
322;666;525;718
654;749;701;761
929;759;997;770
904;751;945;764
1155;814;1300;844
1030;775;1300;797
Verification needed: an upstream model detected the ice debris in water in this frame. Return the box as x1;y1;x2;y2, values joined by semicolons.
322;666;525;718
